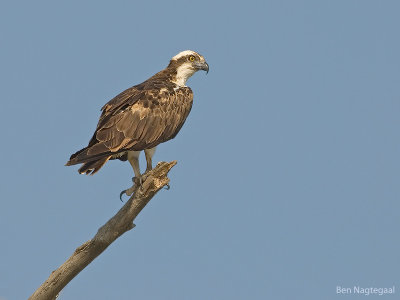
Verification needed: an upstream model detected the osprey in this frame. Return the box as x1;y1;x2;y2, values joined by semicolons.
66;50;209;197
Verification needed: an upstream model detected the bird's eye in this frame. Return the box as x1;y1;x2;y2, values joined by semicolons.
189;55;196;62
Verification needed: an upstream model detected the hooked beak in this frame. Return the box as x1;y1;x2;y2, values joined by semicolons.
195;61;209;74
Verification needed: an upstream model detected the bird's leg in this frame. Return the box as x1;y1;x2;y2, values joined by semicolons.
128;151;142;185
120;151;142;200
144;147;169;190
144;147;156;173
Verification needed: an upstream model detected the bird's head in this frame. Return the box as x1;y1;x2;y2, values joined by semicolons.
168;50;209;86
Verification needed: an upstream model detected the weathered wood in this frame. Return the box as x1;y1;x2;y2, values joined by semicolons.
29;161;177;300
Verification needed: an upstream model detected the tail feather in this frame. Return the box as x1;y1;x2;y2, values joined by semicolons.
65;146;111;175
65;148;87;166
77;157;110;175
66;146;108;165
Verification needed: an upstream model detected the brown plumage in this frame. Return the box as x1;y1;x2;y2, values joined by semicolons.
66;50;209;177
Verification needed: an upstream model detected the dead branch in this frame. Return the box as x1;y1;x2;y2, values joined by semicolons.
28;161;177;300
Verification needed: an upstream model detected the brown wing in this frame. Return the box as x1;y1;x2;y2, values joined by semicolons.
66;86;193;170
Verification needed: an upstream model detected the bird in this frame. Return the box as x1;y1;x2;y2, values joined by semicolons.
66;50;209;198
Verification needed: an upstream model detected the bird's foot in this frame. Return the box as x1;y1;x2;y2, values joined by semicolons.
119;176;143;201
132;176;143;186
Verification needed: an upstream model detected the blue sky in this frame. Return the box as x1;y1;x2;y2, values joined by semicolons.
1;1;399;299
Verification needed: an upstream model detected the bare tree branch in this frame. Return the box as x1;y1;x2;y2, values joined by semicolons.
29;161;177;300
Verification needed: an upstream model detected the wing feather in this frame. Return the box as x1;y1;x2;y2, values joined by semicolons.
68;86;193;166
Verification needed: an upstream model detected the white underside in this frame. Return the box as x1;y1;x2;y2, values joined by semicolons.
172;63;196;86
